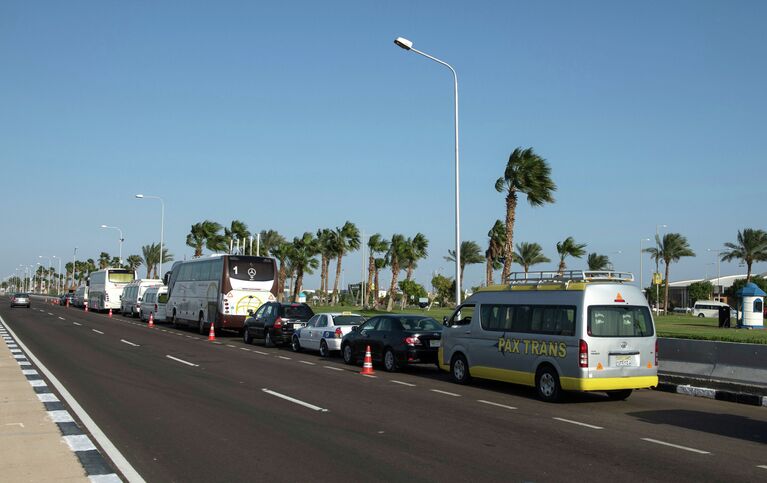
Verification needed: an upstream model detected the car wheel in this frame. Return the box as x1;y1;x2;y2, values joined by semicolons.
342;344;354;365
606;389;633;401
264;329;275;348
383;348;398;372
291;336;301;352
319;339;331;358
536;365;562;403
697;313;705;318
243;326;253;345
450;353;471;384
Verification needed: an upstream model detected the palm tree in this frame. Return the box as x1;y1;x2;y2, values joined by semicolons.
98;252;111;269
721;228;767;282
556;237;587;273
125;255;143;273
141;244;156;278
587;253;610;271
288;232;319;302
445;240;485;291
365;234;389;307
224;220;250;254
316;228;338;304
485;220;505;285
402;233;429;282
259;229;285;257
656;233;696;313
269;241;292;302
386;234;407;312
186;220;225;256
495;147;557;283
373;258;388;309
142;243;174;278
512;242;550;273
331;221;361;305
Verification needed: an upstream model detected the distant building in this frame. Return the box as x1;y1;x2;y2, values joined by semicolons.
667;272;766;308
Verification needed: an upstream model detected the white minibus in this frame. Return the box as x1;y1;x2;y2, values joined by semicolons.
139;286;168;322
692;300;732;318
120;279;163;317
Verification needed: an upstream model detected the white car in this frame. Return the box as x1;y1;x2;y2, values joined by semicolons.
291;312;366;357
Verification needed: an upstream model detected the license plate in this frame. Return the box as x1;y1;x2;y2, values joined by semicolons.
429;340;441;348
613;355;634;367
292;323;304;329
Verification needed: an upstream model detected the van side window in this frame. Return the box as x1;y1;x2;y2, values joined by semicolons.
449;305;475;326
480;304;575;336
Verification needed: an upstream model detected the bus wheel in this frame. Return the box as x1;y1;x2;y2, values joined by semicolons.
536;365;562;402
606;389;633;401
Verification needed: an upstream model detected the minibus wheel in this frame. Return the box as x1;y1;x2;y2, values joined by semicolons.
536;365;562;402
606;389;633;401
450;354;471;385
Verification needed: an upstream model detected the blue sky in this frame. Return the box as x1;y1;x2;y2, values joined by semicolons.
2;0;766;290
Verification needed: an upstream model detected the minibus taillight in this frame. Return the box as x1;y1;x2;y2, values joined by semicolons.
273;317;283;329
655;339;659;366
579;339;588;368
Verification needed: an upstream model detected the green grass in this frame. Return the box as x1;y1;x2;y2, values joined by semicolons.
310;304;767;345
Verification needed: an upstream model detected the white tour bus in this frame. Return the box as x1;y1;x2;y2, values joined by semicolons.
88;268;136;311
120;279;163;317
440;271;658;402
165;255;277;334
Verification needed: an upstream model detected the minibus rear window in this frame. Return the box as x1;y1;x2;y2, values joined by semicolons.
588;306;654;337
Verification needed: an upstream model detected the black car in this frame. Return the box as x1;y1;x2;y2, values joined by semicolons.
242;302;315;347
341;314;443;372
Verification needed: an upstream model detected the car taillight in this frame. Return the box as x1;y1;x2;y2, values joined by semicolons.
335;327;342;339
655;339;659;366
579;339;588;368
404;337;422;346
274;317;282;329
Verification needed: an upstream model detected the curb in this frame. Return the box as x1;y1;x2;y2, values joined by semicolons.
0;321;123;482
655;381;767;407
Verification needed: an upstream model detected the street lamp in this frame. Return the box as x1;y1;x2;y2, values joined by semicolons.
52;256;61;295
394;36;461;305
707;248;723;301
639;238;651;295
135;194;165;278
38;256;52;294
100;225;124;265
655;224;667;313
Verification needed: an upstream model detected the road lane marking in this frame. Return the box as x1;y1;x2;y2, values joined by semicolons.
47;312;54;316
48;410;75;423
166;355;199;367
278;356;292;360
324;365;344;371
299;360;315;365
73;322;82;326
757;465;767;470
63;434;97;452
22;369;39;376
261;389;328;412
254;350;269;355
37;393;59;403
92;329;104;335
641;438;710;454
391;380;416;387
120;339;140;347
58;317;65;320
553;417;603;429
227;345;236;348
430;389;461;397
478;400;517;410
240;347;251;351
29;379;47;387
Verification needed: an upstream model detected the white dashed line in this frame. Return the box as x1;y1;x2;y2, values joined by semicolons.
120;339;140;347
254;350;269;355
261;388;328;412
227;345;236;348
430;389;461;397
391;380;415;387
166;355;199;367
92;329;104;335
58;317;65;320
641;438;710;454
478;400;517;410
361;374;377;378
298;360;315;365
324;365;344;371
240;347;251;351
73;322;82;326
758;465;767;470
553;417;603;429
47;312;54;316
278;356;292;360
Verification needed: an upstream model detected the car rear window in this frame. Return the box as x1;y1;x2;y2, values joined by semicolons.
281;305;314;318
588;306;654;337
15;293;29;297
400;318;441;331
333;315;365;326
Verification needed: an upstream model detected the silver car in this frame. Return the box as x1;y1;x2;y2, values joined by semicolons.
10;293;31;308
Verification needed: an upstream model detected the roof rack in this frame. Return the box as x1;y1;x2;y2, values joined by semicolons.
506;270;634;285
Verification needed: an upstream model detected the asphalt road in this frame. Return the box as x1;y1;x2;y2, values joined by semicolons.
2;299;766;482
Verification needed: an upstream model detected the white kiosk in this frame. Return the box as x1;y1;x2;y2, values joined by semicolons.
736;282;765;329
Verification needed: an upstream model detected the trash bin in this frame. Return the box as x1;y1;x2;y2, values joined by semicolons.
718;305;730;328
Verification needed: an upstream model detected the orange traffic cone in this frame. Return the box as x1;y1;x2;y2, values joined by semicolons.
208;321;216;341
108;308;113;318
84;303;89;313
66;299;70;308
148;312;154;328
360;345;375;375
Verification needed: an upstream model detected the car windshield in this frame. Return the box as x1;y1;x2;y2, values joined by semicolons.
281;305;313;318
333;315;365;326
400;317;442;331
588;306;654;337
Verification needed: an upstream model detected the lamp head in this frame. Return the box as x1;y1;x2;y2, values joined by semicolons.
135;194;144;199
394;37;413;50
100;224;108;228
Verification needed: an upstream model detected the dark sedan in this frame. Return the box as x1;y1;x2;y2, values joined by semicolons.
341;314;442;372
242;302;315;347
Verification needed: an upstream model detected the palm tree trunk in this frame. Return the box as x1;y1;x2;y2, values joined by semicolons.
366;256;375;308
332;253;343;305
293;269;304;302
485;256;493;286
558;260;566;274
373;269;380;309
501;193;517;284
663;260;671;314
386;261;399;312
319;255;327;302
406;263;414;282
277;262;286;302
747;261;752;282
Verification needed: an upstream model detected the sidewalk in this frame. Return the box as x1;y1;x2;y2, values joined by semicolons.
0;323;89;482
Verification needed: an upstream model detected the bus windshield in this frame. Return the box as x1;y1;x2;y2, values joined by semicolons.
228;257;275;282
108;271;135;283
588;306;654;337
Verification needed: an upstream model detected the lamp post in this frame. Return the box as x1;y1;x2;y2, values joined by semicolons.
707;248;723;301
52;256;61;295
135;194;165;278
72;247;78;291
394;36;461;306
655;224;667;313
38;256;52;294
639;238;651;295
100;225;124;265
